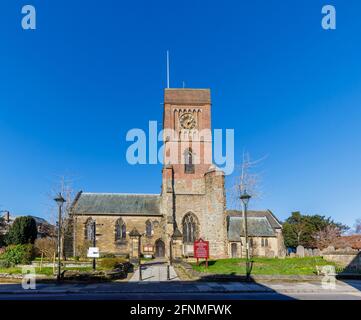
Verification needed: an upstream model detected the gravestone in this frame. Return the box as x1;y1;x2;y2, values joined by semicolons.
296;245;305;257
290;252;296;258
308;248;313;256
313;248;321;256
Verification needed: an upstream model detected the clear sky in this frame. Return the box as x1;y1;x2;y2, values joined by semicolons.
0;0;360;228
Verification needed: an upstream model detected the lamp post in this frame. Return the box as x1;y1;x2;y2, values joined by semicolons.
92;221;96;271
240;190;251;280
54;193;66;282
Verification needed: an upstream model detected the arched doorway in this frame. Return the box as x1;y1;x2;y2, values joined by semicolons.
155;239;165;258
231;243;238;258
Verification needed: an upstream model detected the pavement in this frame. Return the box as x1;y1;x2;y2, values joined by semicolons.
0;279;360;299
130;261;179;282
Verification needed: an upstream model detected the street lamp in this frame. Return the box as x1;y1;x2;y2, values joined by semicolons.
240;190;251;280
54;193;66;282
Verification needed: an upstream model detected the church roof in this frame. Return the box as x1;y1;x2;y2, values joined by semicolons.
71;192;161;216
227;216;276;241
164;89;211;104
226;210;282;229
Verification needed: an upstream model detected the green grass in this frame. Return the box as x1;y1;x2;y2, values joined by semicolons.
0;266;95;276
192;257;338;275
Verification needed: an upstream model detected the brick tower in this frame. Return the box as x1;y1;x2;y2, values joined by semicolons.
161;89;227;258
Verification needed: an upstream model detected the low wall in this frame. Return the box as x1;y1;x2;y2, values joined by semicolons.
322;252;361;269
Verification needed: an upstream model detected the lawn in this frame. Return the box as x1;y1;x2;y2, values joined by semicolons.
0;266;95;276
192;257;338;275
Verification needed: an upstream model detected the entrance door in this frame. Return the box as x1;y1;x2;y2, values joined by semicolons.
155;239;165;258
231;243;238;258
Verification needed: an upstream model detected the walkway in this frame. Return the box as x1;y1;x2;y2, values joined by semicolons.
130;261;179;282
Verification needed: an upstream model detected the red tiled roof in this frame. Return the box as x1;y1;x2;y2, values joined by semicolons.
333;235;361;249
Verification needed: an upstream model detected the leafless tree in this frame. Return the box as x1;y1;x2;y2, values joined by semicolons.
45;175;77;259
34;237;57;260
228;151;267;210
313;225;342;249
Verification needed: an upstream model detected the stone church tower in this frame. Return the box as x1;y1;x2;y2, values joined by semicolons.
161;89;227;258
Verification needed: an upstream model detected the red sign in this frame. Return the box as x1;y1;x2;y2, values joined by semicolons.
194;238;209;259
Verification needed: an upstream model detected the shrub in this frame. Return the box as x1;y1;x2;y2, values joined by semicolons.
1;244;35;265
0;259;13;268
5;216;37;245
99;257;127;269
76;241;91;259
34;237;56;260
74;256;80;261
100;252;116;258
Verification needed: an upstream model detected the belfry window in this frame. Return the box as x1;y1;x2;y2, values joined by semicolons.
182;213;198;244
184;148;195;174
115;218;126;241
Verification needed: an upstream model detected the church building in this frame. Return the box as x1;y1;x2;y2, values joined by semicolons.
68;89;285;260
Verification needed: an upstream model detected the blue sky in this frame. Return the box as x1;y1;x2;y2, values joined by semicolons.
0;0;360;228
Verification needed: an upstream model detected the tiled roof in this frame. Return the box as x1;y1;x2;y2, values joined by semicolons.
72;192;161;216
332;235;361;249
226;210;282;229
164;89;211;104
227;216;276;241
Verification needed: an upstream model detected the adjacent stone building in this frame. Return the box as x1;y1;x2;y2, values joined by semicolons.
227;210;286;258
68;88;285;260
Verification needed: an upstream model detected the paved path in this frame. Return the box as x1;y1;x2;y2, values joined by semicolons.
130;262;179;282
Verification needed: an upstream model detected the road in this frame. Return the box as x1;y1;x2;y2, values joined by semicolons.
0;291;360;300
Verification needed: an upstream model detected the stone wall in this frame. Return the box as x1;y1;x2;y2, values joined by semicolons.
228;236;281;258
73;214;163;256
204;168;227;258
322;252;361;268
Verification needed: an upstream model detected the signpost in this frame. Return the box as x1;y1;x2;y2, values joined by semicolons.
194;238;209;268
87;247;99;270
87;247;100;258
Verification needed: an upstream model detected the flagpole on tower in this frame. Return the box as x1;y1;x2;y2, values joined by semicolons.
166;50;170;88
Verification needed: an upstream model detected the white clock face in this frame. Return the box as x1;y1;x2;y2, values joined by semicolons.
179;113;196;129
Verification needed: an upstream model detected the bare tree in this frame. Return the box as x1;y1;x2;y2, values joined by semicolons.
34;237;57;260
228;151;267;210
45;175;77;259
313;225;342;249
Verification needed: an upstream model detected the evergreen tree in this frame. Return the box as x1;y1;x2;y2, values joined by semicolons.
5;216;38;245
283;211;348;248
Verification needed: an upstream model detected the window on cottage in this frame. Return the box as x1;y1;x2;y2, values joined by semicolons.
184;148;195;174
145;220;152;237
115;218;126;241
182;213;198;244
85;218;95;242
261;238;268;247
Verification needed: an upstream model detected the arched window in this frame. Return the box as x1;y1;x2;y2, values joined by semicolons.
145;220;152;237
182;213;198;244
184;148;194;174
85;218;95;242
115;218;126;241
